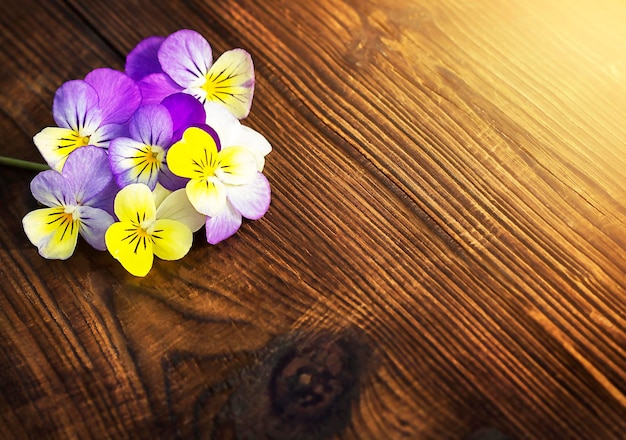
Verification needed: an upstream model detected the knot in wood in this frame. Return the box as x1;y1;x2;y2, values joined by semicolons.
270;340;352;422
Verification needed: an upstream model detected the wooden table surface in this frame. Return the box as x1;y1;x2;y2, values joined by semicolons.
1;0;625;439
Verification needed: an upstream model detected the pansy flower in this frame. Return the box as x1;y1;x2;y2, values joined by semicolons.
167;127;271;244
33;68;141;171
126;29;255;119
108;104;172;190
22;147;116;260
105;183;205;277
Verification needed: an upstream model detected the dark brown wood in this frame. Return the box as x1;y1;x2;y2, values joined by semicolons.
1;0;625;438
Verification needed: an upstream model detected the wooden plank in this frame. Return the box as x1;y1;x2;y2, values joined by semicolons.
0;0;624;438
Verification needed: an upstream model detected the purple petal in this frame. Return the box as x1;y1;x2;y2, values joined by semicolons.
205;202;242;245
125;36;165;81
78;206;115;251
89;178;119;215
129;104;173;146
30;170;74;207
52;80;102;132
158;29;212;88
62;146;114;205
158;164;188;191
84;68;141;125
137;73;182;105
161;93;206;137
226;172;271;220
108;137;161;190
90;123;129;148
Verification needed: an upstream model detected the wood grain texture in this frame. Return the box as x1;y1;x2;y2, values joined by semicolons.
1;0;625;438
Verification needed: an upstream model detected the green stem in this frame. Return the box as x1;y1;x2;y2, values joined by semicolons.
0;156;49;172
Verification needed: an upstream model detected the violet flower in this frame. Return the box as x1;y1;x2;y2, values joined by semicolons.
22;147;117;260
33;68;141;171
126;29;255;119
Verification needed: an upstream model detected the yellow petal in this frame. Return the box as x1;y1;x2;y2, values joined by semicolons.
167;127;219;179
33;127;90;171
186;177;226;217
215;146;258;185
105;222;154;277
153;183;172;208
23;207;80;260
151;219;193;260
114;183;156;225
201;49;254;119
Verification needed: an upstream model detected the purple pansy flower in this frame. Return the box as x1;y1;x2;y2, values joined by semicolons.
126;29;255;119
33;68;141;172
22;147;117;260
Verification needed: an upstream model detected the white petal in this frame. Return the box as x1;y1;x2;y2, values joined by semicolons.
235;125;272;170
156;188;206;232
203;102;241;147
227;172;271;220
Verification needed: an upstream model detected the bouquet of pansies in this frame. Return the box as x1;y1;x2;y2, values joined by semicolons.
19;30;272;277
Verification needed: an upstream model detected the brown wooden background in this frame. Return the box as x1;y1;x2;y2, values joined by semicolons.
1;0;625;439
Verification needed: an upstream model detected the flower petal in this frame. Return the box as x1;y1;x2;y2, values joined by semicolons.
158;29;212;88
52;80;102;132
156;188;206;232
105;222;154;277
62;146;114;205
236;125;272;170
89;123;129;148
33;127;85;171
125;36;165;81
23;207;80;260
157;164;189;191
186;177;226;217
201;49;255;119
205;202;242;245
84;68;141;125
109;137;163;190
137;73;183;106
151;219;193;260
227;172;271;220
78;206;115;251
30;169;74;207
161;93;206;138
215;146;258;185
202;102;240;147
89;178;119;216
113;183;156;224
129;104;173;147
152;183;172;208
166;127;219;179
